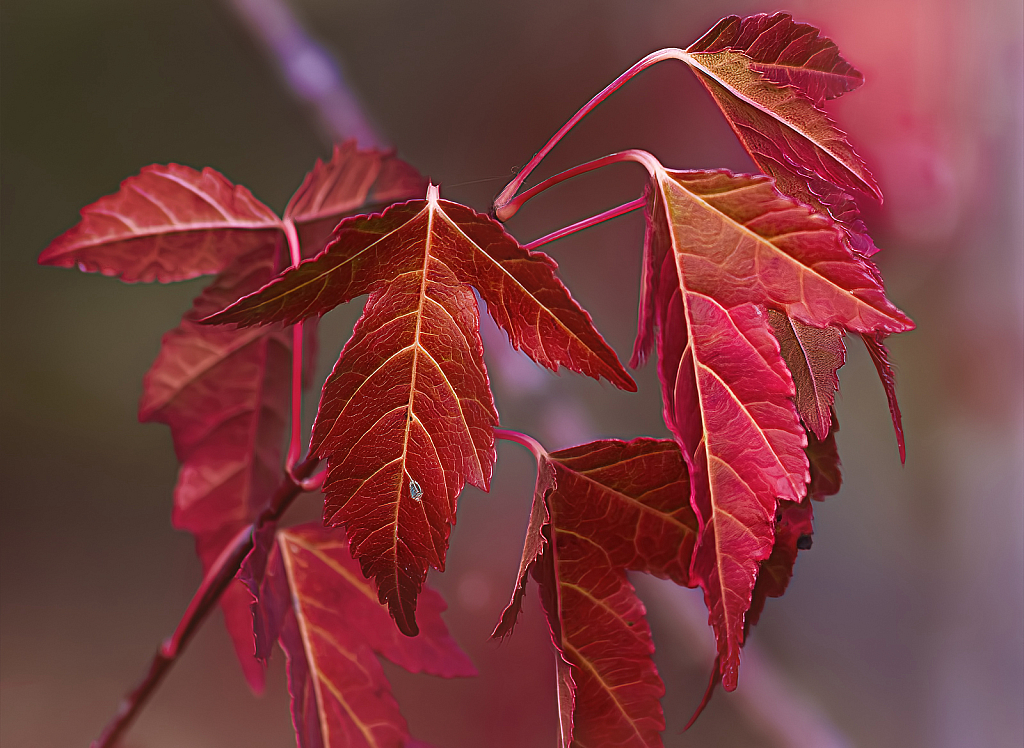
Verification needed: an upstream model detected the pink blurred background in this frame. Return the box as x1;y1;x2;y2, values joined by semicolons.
2;1;1021;746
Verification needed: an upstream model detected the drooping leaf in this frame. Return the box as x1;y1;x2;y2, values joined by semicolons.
862;332;907;462
682;47;881;201
496;438;698;748
756;153;881;256
315;260;496;636
686;496;816;728
139;239;293;689
747;498;815;630
689;13;863;105
246;523;474;748
207;186;634;633
806;418;842;499
767;309;845;440
285;140;428;258
657;290;807;692
38;164;282;282
634;160;909;689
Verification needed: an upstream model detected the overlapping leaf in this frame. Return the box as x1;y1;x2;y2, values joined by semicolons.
140;240;293;688
42;144;428;684
38;164;282;282
208;186;634;634
637;168;913;337
243;523;474;748
286;140;427;258
767;309;845;439
632;160;912;690
689;12;863;105
38;141;424;281
685;13;880;254
495;438;698;748
681;46;879;201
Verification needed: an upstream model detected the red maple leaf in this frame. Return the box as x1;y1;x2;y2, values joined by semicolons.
207;185;634;634
242;522;474;748
631;158;912;690
41;143;427;685
495;438;697;748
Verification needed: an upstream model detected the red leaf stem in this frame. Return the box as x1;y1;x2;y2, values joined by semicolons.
91;454;321;748
494;427;550;463
522;197;646;251
283;218;305;473
494;49;681;219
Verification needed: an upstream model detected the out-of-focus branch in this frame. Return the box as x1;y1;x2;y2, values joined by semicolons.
224;0;385;147
632;575;853;748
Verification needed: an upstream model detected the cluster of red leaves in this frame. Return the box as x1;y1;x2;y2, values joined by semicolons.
41;12;913;748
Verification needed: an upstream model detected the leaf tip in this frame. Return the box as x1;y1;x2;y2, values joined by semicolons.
684;655;722;730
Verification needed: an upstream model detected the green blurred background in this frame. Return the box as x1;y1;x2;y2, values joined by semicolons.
2;1;1021;746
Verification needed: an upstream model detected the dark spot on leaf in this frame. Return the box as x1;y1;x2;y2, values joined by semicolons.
796;534;813;550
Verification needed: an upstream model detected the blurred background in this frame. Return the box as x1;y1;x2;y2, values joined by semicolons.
2;0;1021;746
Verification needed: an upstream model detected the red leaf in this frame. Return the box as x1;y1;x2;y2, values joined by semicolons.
687;496;816;728
496;438;698;748
757;153;881;257
633;160;911;690
39;164;282;282
641;168;913;337
207;186;633;632
689;13;863;105
767;309;845;440
638;166;818;691
682;47;881;201
250;523;473;748
139;239;293;689
747;498;815;630
207;190;634;391
862;332;907;462
807;419;843;500
285;141;428;258
315;260;495;635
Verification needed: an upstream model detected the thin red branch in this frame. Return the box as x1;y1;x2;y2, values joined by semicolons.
91;453;322;748
493;48;684;220
522;196;646;251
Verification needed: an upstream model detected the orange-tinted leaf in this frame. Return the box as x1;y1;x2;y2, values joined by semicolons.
285;140;427;258
249;523;473;748
208;187;633;632
496;439;698;748
689;13;863;105
767;309;845;439
39;164;282;282
682;48;880;201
